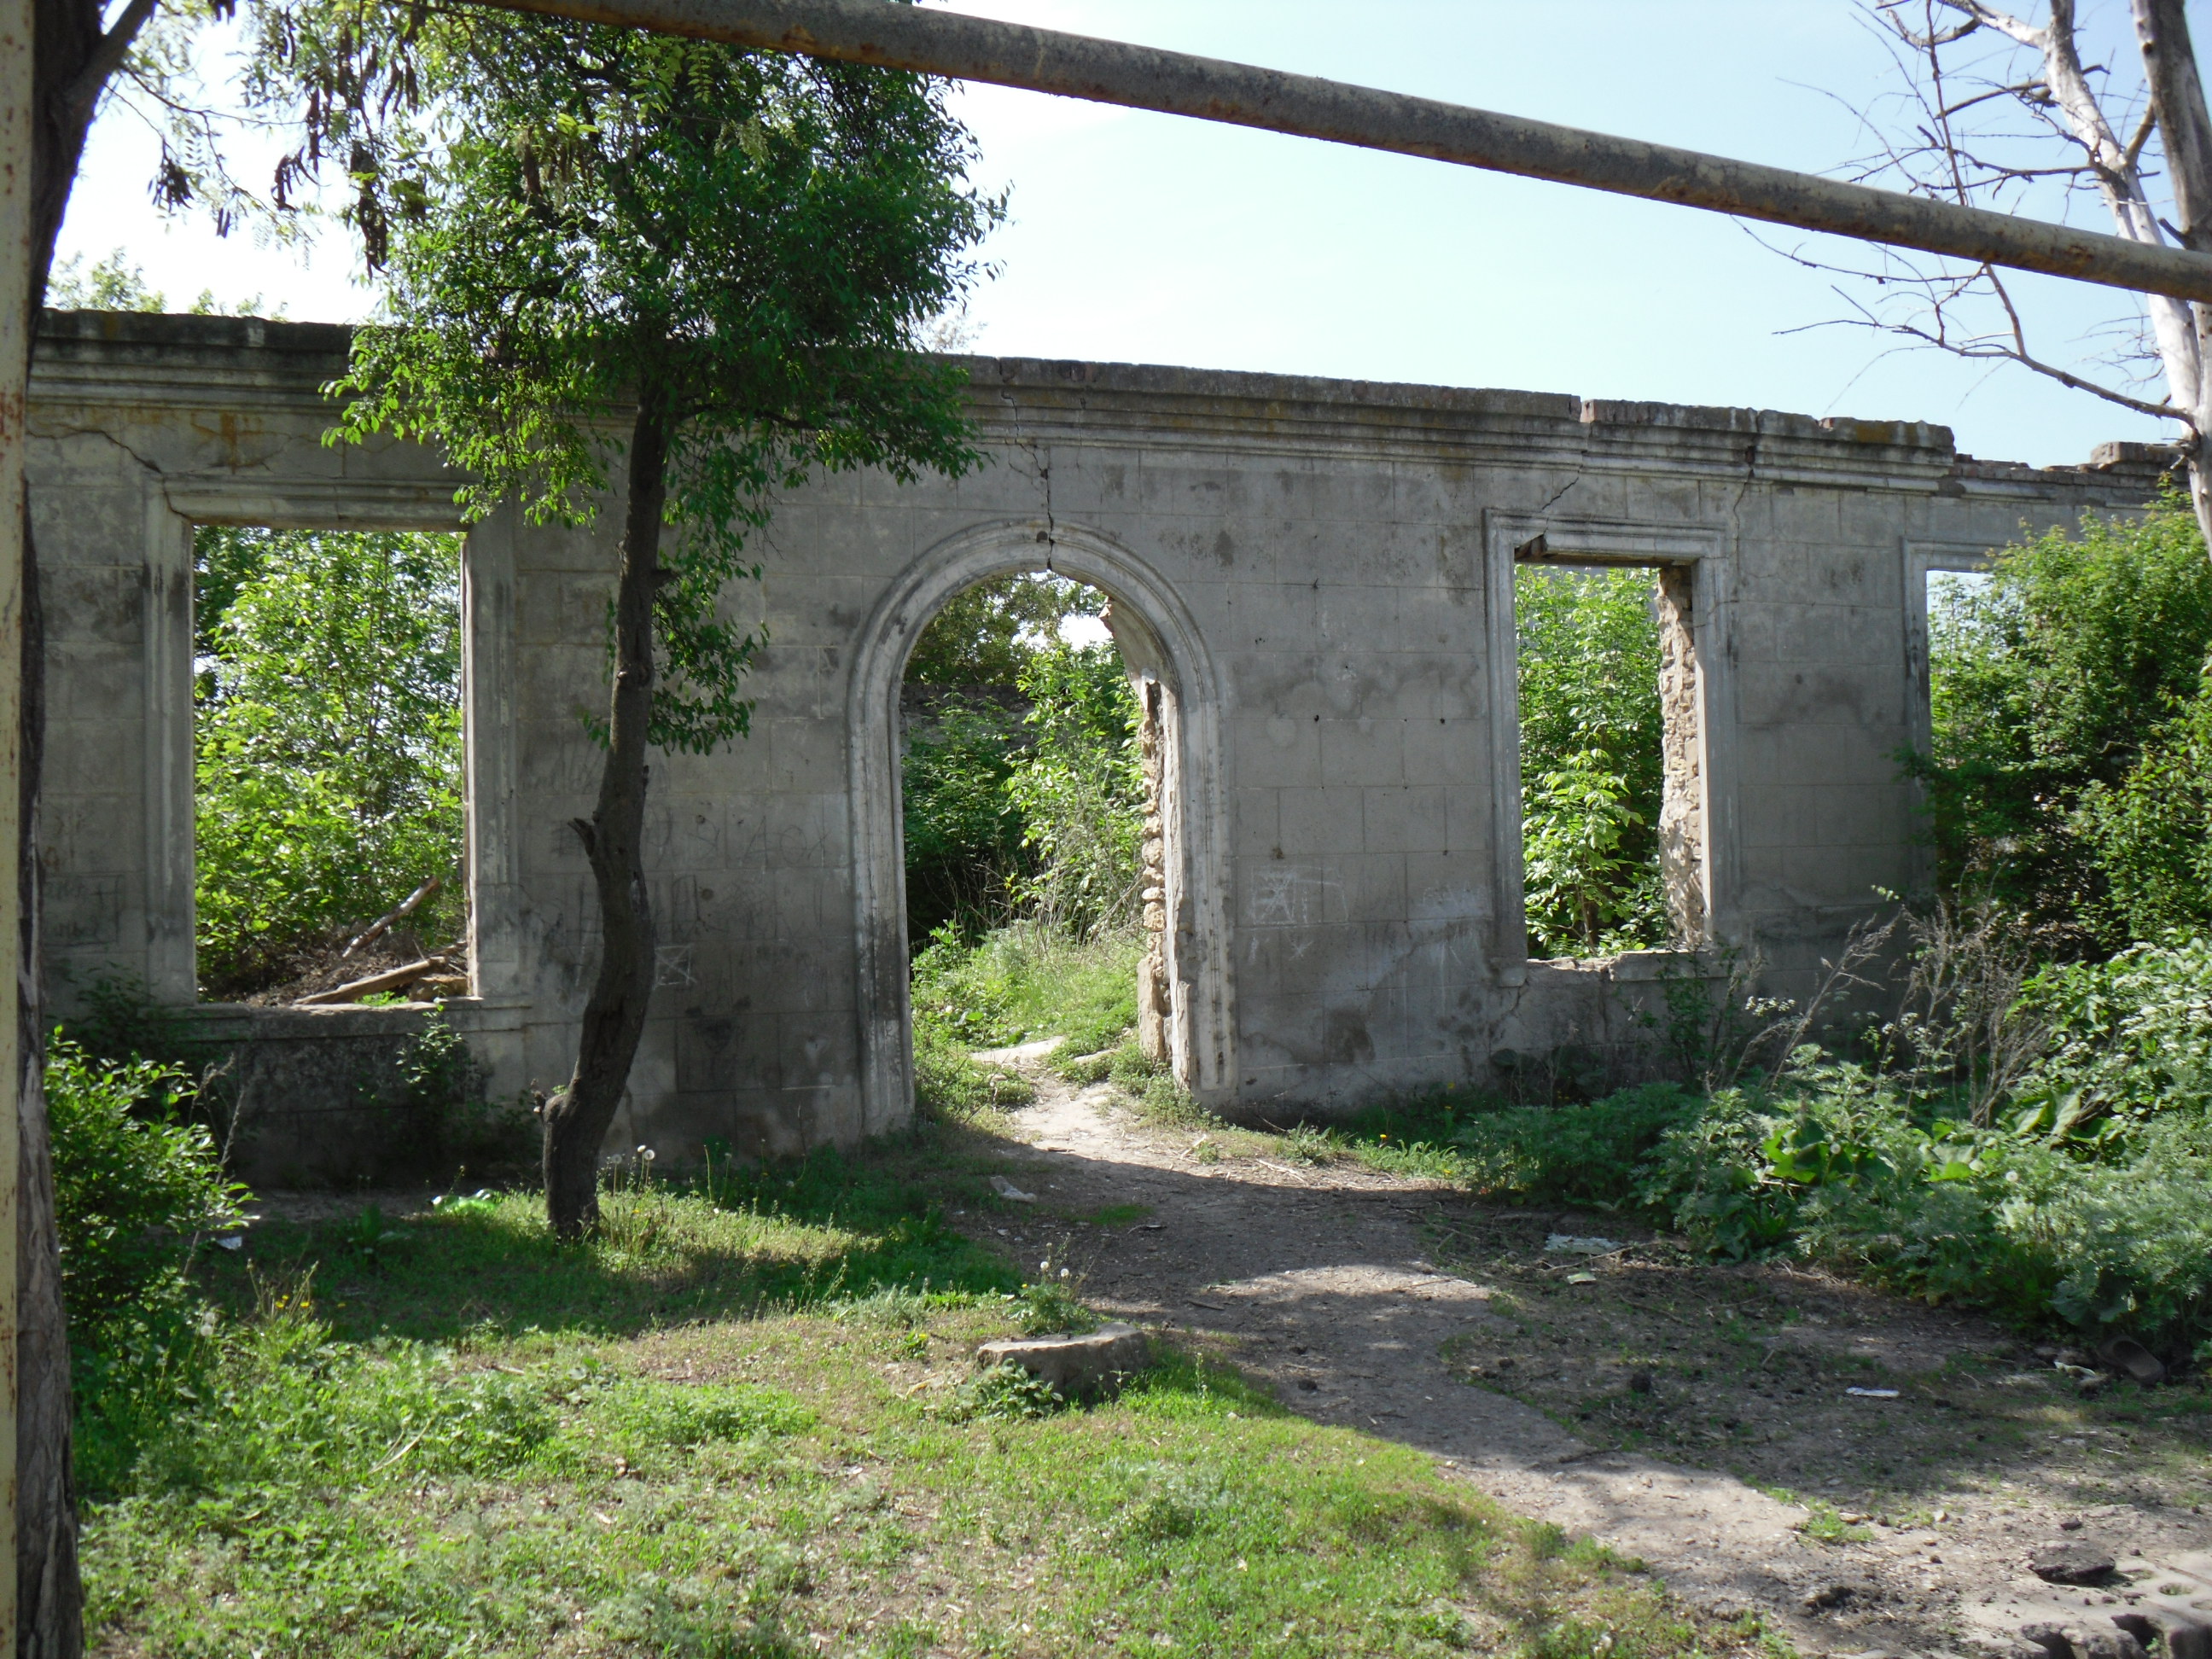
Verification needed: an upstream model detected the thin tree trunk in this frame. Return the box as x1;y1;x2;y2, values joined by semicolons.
1981;0;2212;546
2133;0;2212;550
542;389;668;1239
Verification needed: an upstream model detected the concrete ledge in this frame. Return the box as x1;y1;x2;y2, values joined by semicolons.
976;1323;1151;1401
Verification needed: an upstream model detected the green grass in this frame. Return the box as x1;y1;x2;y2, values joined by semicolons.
913;1020;1034;1124
1759;1488;1872;1545
81;1135;1769;1658
910;926;1143;1124
911;925;1141;1054
202;1148;1022;1348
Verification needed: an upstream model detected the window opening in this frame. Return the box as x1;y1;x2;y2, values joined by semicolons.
1514;556;1703;958
1912;562;1994;894
898;572;1167;1110
192;526;469;1004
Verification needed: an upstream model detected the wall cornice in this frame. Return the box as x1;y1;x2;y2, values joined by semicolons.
29;311;2165;506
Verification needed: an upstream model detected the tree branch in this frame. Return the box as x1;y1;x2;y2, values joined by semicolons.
57;0;162;120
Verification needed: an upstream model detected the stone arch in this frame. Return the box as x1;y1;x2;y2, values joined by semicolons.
846;517;1234;1132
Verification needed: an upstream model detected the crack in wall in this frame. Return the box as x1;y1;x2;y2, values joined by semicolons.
32;421;170;487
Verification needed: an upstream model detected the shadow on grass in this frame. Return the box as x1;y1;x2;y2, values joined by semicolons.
202;1130;1026;1344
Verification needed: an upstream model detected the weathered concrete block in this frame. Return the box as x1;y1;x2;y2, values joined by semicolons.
976;1323;1150;1400
27;311;2168;1154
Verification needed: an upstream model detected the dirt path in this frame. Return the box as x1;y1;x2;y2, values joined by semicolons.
964;1044;2212;1658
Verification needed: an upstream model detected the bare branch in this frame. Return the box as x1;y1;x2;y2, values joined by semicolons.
2125;96;2159;168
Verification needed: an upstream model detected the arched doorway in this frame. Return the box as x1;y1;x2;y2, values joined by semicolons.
846;519;1232;1132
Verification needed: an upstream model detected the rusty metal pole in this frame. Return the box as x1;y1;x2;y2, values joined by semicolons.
470;0;2212;304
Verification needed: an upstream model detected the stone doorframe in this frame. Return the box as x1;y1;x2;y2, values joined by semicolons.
846;518;1235;1132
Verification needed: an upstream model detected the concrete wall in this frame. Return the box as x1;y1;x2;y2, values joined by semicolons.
27;311;2166;1163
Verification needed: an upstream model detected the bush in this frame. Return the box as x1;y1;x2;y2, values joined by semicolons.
49;1037;245;1340
1994;1120;2212;1336
1451;1084;1696;1207
2011;935;2212;1141
49;1035;247;1493
898;573;1121;942
1627;1056;2212;1354
902;694;1029;940
1912;495;2212;949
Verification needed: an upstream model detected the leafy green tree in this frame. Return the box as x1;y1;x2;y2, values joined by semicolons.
193;527;464;995
1522;750;1658;955
1005;642;1144;939
904;573;1102;689
1915;497;2212;949
283;10;997;1234
1515;567;1668;956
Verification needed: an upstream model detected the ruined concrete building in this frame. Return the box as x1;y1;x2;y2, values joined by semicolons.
29;311;2162;1179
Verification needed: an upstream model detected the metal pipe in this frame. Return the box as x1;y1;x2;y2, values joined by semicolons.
474;0;2212;304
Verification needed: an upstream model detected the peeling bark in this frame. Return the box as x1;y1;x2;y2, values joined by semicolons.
542;391;667;1239
2133;0;2212;546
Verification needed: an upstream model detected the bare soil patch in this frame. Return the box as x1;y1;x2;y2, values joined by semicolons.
963;1044;2212;1657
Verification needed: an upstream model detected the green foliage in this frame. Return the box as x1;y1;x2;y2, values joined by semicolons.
926;1359;1067;1422
1450;1084;1697;1207
1016;1272;1097;1336
1626;1057;2212;1350
1522;752;1660;957
2011;937;2212;1143
2073;674;2212;943
1516;567;1668;957
49;1034;247;1495
44;249;163;311
394;1009;532;1174
910;925;1139;1051
907;927;1138;1120
60;971;220;1074
910;1018;1033;1123
132;1297;563;1496
50;1038;245;1340
900;696;1027;940
193;527;464;993
1914;496;2212;947
313;11;998;756
1006;642;1145;939
44;248;286;319
900;581;1144;944
904;573;1103;689
1108;1042;1218;1130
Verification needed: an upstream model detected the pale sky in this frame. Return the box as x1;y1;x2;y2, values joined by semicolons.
55;0;2206;468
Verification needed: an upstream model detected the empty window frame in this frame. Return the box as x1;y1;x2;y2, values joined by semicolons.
191;525;470;1004
1512;542;1706;959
